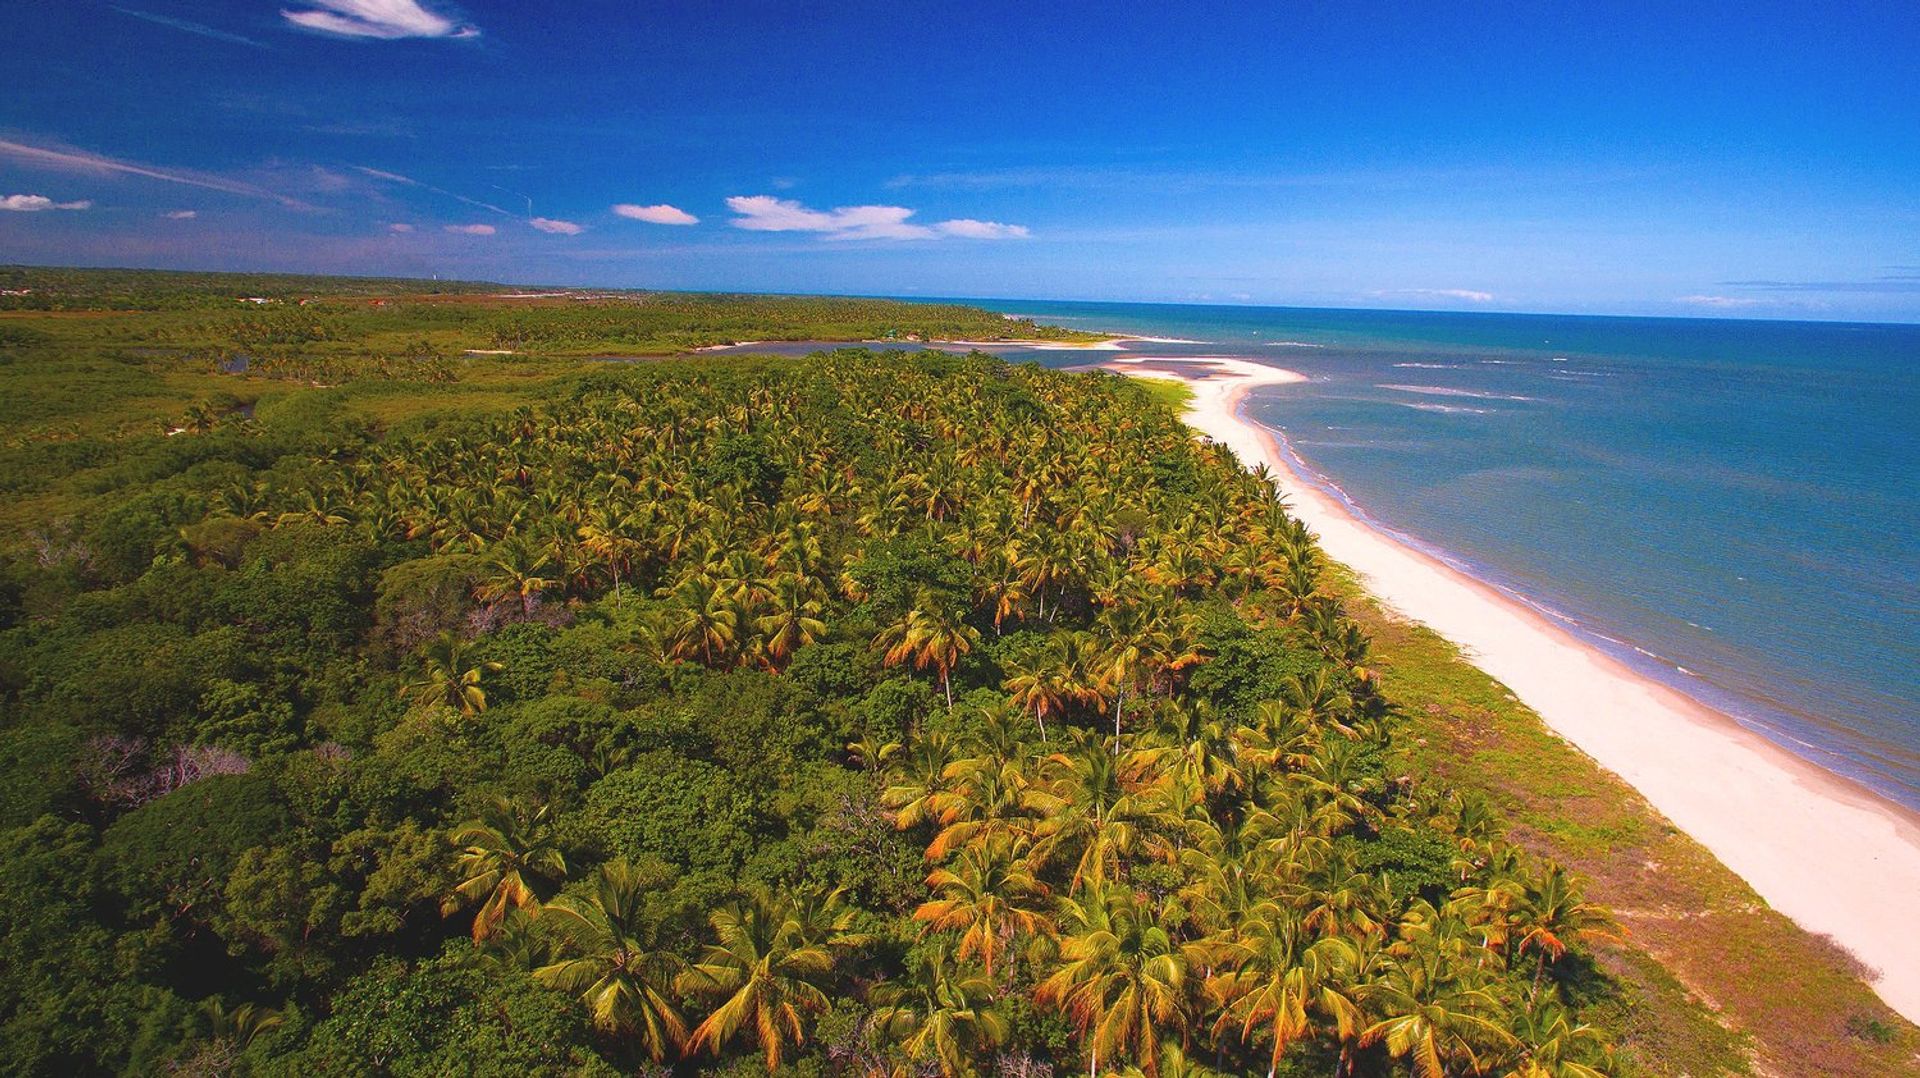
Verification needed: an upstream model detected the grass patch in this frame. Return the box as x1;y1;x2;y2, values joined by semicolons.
1129;376;1195;412
1328;567;1920;1075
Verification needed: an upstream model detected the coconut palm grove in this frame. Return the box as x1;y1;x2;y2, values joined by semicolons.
0;271;1626;1076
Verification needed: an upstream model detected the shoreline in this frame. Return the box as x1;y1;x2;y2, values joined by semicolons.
1103;354;1920;1025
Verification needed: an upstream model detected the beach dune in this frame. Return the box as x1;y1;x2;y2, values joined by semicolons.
1105;354;1920;1026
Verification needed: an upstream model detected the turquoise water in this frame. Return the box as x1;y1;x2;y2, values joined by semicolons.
923;302;1920;809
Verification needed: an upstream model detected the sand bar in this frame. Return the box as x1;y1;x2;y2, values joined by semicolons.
1104;354;1920;1025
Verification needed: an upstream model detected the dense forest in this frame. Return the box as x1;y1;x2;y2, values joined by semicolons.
0;278;1622;1076
0;266;1093;359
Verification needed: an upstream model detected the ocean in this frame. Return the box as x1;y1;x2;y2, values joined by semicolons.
978;301;1920;810
726;301;1920;809
952;297;1912;803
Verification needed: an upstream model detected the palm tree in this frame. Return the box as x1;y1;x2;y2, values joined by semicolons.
681;887;862;1072
443;796;567;941
975;548;1032;635
884;732;961;831
479;535;558;615
534;858;687;1061
1513;866;1618;1002
1504;1001;1613;1078
578;504;644;605
1035;732;1154;893
871;948;1010;1077
1095;603;1158;742
1004;651;1068;742
846;735;901;772
1036;883;1189;1077
754;573;827;669
403;631;502;715
1207;903;1362;1078
201;998;283;1051
876;597;981;710
915;834;1054;979
656;574;740;666
1359;954;1516;1078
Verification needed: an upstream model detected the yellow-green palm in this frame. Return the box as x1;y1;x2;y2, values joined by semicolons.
443;796;566;941
915;834;1054;979
1036;883;1189;1077
534;858;686;1061
681;887;862;1072
872;948;1009;1077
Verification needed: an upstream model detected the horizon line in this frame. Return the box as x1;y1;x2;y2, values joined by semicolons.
3;259;1916;328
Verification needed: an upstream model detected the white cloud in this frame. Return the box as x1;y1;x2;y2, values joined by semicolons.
529;217;584;235
281;0;477;40
725;195;1029;242
388;222;415;232
934;218;1029;240
444;223;495;235
1676;294;1764;308
0;194;91;212
163;210;197;219
613;203;699;225
1373;288;1495;303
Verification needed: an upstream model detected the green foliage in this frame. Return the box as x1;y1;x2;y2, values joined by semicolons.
0;277;1658;1076
101;772;289;925
571;752;760;874
268;949;618;1077
693;433;786;503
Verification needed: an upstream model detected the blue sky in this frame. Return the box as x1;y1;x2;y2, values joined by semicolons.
2;0;1917;320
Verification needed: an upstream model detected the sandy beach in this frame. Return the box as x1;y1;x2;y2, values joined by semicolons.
1104;354;1920;1025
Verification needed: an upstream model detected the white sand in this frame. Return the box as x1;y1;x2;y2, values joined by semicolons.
933;338;1129;351
936;336;1210;351
1106;354;1920;1025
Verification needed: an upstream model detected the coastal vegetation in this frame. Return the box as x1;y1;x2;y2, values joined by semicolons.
1342;570;1920;1076
0;270;1900;1075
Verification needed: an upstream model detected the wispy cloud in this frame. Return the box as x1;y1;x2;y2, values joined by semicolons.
885;163;1649;195
443;223;494;235
163;209;198;219
529;217;583;235
614;203;699;225
0;194;92;212
388;222;415;232
282;0;477;40
113;6;270;48
1372;288;1495;303
1677;294;1766;308
1718;277;1920;294
353;165;510;216
725;195;1029;242
305;118;417;138
0;137;310;208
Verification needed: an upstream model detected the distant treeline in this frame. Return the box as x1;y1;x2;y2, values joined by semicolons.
0;267;1093;354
